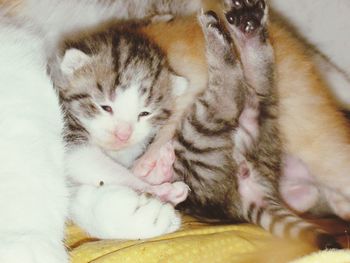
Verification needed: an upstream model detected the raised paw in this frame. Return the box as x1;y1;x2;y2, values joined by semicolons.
133;142;175;185
224;0;267;36
198;10;237;65
150;181;190;206
198;10;231;45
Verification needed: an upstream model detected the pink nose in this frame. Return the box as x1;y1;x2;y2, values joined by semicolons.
114;123;132;142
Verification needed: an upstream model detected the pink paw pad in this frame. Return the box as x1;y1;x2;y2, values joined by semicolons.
133;142;176;185
151;182;189;206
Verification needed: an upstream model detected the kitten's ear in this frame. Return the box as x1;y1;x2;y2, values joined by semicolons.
60;48;91;75
170;73;189;96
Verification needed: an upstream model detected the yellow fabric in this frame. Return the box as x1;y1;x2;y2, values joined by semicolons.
66;216;349;263
66;217;277;263
291;250;350;263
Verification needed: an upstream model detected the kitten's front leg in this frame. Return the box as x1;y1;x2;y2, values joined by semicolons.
67;145;151;190
224;0;273;95
68;145;188;204
69;185;181;239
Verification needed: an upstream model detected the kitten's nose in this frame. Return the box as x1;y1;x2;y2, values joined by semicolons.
115;123;133;142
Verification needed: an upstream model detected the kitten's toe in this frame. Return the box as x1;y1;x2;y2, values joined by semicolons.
169;182;190;205
198;10;233;55
224;0;267;36
151;182;189;205
132;153;157;178
136;142;175;185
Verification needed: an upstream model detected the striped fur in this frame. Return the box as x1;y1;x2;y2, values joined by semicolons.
48;20;182;167
174;2;340;249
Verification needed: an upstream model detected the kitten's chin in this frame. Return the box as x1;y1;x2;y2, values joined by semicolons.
97;140;137;152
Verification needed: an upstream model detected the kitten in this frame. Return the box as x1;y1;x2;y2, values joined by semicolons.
0;11;186;263
134;0;350;225
48;20;189;205
168;1;339;249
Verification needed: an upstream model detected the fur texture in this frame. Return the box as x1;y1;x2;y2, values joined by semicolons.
170;1;339;249
0;0;201;261
48;20;189;204
0;15;68;263
137;0;350;223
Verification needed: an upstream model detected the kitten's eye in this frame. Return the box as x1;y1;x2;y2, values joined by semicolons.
138;111;151;118
101;105;113;114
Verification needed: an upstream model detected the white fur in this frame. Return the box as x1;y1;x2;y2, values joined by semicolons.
66;145;150;190
0;17;68;262
83;83;157;153
70;185;180;239
0;11;182;263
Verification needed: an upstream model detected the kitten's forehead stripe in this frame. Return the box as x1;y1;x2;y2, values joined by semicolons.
65;93;91;102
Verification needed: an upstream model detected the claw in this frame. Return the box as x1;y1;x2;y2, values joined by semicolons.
232;0;243;9
225;0;266;36
243;18;259;34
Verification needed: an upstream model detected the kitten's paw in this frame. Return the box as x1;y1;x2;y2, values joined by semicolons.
0;235;68;263
198;10;231;45
71;185;181;239
150;181;190;205
224;0;267;37
280;155;319;213
198;10;235;61
133;142;175;185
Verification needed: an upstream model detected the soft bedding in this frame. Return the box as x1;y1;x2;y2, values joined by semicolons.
66;216;350;263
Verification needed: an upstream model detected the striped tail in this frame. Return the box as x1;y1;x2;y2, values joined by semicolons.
244;201;342;250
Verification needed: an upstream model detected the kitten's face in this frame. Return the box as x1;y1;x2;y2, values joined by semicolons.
56;36;186;151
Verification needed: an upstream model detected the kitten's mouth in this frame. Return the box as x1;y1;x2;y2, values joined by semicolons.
100;139;134;151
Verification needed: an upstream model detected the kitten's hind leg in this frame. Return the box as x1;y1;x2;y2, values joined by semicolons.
225;0;277;158
198;10;235;69
223;0;273;95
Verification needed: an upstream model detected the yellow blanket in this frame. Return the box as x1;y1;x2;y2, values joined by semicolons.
66;216;328;263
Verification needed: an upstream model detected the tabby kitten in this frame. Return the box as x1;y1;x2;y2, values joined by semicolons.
47;20;189;205
172;1;340;249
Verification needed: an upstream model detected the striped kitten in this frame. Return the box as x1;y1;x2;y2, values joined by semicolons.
48;21;189;205
171;1;340;249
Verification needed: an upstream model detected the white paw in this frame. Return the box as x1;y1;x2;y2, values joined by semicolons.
0;234;68;263
70;185;181;240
